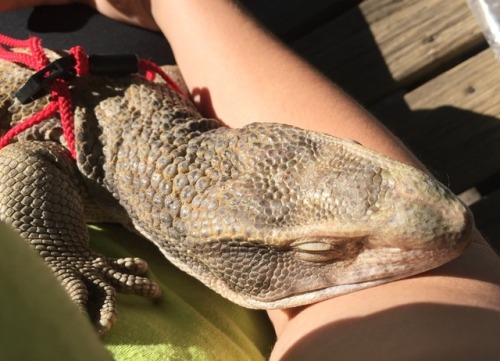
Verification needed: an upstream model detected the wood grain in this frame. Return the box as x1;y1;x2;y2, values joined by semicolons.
293;0;486;104
373;50;500;194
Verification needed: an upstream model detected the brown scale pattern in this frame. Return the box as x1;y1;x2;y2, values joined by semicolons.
0;51;473;328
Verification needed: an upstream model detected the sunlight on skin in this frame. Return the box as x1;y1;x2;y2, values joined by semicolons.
1;1;500;359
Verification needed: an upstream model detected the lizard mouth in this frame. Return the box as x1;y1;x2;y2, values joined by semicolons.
237;228;472;310
179;210;472;311
241;246;463;310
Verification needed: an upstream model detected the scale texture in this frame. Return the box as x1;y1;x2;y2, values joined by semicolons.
0;50;472;332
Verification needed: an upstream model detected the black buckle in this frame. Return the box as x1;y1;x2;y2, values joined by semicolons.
15;53;140;105
16;55;77;105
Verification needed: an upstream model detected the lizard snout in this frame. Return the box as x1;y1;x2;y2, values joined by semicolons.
370;166;474;253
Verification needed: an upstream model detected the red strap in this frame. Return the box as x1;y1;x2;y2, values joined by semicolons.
0;102;58;151
139;58;188;98
0;34;49;70
0;35;189;160
69;46;89;76
0;35;79;158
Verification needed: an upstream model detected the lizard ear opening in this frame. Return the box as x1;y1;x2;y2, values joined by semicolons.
291;237;365;263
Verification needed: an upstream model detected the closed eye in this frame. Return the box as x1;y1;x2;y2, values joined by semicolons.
291;237;365;263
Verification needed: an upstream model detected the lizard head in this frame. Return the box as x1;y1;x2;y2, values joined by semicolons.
170;123;473;308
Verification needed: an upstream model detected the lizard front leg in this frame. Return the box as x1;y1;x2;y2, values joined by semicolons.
0;141;160;333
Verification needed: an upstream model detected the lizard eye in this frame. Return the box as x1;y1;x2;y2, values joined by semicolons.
291;238;365;263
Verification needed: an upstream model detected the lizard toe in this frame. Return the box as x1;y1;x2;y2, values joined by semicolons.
105;267;162;300
108;256;150;276
49;260;118;332
53;266;89;312
48;253;160;333
86;255;161;331
85;273;118;334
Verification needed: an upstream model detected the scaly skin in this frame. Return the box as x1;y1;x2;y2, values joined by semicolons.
0;50;473;332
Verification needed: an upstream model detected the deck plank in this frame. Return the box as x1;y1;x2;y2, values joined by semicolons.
372;49;500;194
400;50;500;113
293;0;485;104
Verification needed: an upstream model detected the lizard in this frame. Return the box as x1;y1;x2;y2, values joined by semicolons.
0;45;473;333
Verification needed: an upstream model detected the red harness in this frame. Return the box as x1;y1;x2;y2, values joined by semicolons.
0;34;187;159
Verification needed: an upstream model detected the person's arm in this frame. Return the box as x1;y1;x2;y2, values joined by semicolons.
142;3;500;360
114;3;500;359
3;1;500;359
153;0;425;167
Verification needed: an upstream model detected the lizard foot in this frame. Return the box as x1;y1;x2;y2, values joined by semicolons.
0;142;161;333
49;254;161;334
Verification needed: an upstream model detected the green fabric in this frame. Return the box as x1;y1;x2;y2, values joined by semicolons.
0;223;112;361
0;222;275;361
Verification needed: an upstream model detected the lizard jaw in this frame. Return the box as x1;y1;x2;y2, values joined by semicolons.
204;201;473;309
234;238;471;309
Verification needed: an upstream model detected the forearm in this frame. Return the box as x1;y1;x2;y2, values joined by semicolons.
148;0;500;360
148;2;500;360
4;1;499;359
268;229;500;360
151;0;420;166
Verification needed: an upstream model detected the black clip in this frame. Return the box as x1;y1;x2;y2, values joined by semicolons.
15;55;77;105
88;54;139;76
15;53;140;105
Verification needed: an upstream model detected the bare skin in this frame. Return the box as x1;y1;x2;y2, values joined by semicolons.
2;1;500;359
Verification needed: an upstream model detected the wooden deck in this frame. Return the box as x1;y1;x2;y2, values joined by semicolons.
1;1;499;251
242;0;500;252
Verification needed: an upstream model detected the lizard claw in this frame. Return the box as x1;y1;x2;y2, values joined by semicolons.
48;254;161;333
104;257;162;299
0;141;161;333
